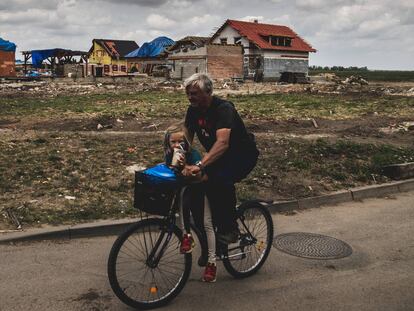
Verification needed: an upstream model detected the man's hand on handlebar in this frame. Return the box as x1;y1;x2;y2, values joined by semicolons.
181;165;207;182
182;165;200;177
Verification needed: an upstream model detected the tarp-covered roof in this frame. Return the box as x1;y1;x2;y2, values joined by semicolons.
27;48;88;68
0;37;16;52
126;36;174;58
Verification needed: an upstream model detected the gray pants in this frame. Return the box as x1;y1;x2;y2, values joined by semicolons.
178;187;216;264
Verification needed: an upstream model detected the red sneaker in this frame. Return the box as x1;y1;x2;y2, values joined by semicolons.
180;234;195;254
202;262;217;283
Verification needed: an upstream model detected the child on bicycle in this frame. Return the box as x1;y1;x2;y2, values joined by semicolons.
163;122;217;282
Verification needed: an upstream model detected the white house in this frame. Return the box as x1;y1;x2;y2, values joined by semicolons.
210;19;316;81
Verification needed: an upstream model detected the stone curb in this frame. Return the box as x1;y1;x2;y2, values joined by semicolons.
0;219;137;244
1;178;414;244
266;178;414;214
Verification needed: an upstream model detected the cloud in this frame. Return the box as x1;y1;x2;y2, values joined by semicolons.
100;0;169;7
241;16;264;23
146;14;176;29
0;0;60;11
189;14;221;25
0;8;60;25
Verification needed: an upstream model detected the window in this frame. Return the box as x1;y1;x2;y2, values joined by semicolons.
112;64;118;71
234;37;242;45
268;36;292;47
104;65;110;73
220;38;227;44
285;38;292;47
120;65;126;72
270;36;279;46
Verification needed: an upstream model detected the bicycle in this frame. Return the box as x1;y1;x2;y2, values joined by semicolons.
107;165;274;309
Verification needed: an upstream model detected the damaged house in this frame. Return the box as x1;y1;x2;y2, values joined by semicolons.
210;19;316;81
167;36;243;80
125;36;174;75
87;39;139;76
0;37;16;77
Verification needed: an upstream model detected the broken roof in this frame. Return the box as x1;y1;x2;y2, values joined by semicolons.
168;36;210;51
211;19;316;53
90;39;139;58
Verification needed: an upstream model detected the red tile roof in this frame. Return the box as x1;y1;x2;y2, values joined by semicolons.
213;19;316;53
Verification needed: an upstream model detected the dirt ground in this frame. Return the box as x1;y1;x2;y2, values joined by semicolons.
1;76;413;230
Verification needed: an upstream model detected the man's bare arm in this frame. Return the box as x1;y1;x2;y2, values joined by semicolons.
201;128;230;167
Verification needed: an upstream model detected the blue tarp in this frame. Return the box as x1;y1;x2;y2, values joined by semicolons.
31;49;61;68
126;36;174;58
0;38;16;52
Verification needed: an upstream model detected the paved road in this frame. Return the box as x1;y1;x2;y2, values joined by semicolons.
1;191;413;311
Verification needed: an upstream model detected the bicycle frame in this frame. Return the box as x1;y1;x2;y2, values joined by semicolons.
144;189;181;268
143;186;262;266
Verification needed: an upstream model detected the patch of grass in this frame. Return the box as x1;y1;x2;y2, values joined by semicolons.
231;93;414;120
2;90;413;121
0;91;188;119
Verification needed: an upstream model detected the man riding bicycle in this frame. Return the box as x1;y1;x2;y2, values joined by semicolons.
182;73;259;244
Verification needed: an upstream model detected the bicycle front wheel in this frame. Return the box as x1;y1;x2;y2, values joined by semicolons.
223;201;274;278
107;218;192;309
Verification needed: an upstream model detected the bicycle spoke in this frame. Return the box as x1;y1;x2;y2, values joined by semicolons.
108;219;192;308
224;204;272;275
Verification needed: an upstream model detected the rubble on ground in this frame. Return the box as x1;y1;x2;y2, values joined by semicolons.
1;75;413;98
0;77;183;98
341;75;369;86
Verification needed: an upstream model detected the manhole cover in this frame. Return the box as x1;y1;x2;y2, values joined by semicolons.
273;232;352;259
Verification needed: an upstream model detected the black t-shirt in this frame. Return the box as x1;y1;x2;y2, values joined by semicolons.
185;96;256;154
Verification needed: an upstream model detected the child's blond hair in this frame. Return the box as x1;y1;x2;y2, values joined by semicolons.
163;122;191;159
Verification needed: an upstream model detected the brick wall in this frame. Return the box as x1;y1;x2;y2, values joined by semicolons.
0;51;16;77
206;45;243;79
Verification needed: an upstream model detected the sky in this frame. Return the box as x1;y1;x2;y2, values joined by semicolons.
1;0;413;70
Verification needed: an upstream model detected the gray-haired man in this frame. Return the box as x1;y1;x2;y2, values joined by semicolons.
182;73;259;243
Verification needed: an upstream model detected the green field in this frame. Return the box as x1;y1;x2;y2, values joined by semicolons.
2;91;414;121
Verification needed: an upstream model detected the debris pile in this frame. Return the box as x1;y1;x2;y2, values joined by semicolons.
0;77;183;98
1;75;413;98
341;75;369;86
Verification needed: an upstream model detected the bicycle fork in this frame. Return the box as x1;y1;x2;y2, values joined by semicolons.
146;225;174;268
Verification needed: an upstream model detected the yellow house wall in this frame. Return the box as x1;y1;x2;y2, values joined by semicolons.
88;41;127;67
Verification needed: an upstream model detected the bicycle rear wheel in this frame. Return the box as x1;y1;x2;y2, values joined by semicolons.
108;218;192;309
222;201;273;278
